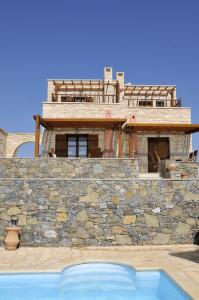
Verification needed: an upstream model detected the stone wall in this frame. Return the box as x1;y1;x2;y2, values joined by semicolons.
0;129;7;157
0;177;198;247
159;160;199;179
0;158;138;179
42;103;191;124
6;133;42;158
176;162;199;178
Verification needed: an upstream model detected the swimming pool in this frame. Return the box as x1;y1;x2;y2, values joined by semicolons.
0;263;192;300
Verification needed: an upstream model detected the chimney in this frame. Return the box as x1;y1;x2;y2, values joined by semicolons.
104;67;112;81
116;72;124;87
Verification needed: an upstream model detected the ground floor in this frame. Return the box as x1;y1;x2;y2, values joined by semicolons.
0;245;198;299
42;127;191;173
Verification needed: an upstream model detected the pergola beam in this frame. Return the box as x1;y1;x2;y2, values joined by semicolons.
126;123;199;134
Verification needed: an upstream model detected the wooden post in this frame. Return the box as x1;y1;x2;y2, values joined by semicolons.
118;126;123;158
132;129;138;158
102;80;105;103
116;80;120;103
34;114;40;158
129;128;133;158
54;84;58;102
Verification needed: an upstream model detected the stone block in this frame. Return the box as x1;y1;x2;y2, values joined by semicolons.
153;233;171;245
75;227;89;239
115;234;132;245
56;213;68;222
144;213;159;227
7;206;21;216
123;215;136;224
18;215;27;226
79;192;98;203
76;210;89;222
175;222;191;234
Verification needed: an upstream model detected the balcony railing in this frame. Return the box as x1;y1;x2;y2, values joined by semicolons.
51;93;182;108
126;98;182;108
51;93;117;104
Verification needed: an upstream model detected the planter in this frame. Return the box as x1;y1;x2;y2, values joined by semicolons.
167;163;177;172
5;226;20;250
181;172;189;179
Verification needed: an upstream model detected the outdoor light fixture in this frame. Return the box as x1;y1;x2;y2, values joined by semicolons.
10;216;18;227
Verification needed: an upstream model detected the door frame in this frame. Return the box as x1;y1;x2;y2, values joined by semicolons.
148;137;170;172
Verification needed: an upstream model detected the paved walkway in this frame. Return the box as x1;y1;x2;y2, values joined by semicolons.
0;245;198;299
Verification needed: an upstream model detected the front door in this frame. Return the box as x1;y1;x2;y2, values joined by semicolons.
67;135;88;158
148;137;170;172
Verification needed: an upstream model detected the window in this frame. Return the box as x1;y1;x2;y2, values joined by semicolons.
139;100;152;107
73;96;93;102
61;96;67;102
60;96;93;103
67;135;88;158
156;100;165;107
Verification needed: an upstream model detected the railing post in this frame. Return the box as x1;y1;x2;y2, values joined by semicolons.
116;80;120;103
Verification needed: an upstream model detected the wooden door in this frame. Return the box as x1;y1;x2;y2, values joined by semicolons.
148;138;170;172
55;134;67;157
88;135;102;157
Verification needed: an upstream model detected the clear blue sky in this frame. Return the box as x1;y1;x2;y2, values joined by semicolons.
0;0;199;155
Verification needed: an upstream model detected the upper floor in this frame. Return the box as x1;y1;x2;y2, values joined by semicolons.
46;67;181;108
42;67;191;124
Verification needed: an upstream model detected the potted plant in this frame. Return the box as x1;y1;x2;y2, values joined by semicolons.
167;163;177;172
181;172;188;179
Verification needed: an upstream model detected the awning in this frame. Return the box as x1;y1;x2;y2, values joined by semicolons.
126;123;199;134
33;115;126;129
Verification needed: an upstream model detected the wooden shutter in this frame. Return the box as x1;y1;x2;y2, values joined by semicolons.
55;134;67;157
88;135;102;157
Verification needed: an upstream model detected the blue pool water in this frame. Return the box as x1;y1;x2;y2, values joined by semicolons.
0;263;191;300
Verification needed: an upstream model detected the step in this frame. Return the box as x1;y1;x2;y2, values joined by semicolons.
138;173;160;179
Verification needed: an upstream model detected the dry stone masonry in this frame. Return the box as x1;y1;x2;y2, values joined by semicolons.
0;158;138;178
0;158;198;247
0;129;7;157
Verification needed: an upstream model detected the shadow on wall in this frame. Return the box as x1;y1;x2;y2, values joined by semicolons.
15;142;42;158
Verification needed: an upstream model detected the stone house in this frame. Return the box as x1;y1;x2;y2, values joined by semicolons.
1;67;199;173
36;67;199;173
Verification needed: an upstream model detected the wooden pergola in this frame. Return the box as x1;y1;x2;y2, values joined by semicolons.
126;123;199;134
33;115;126;158
52;80;121;103
126;122;199;159
34;115;199;158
